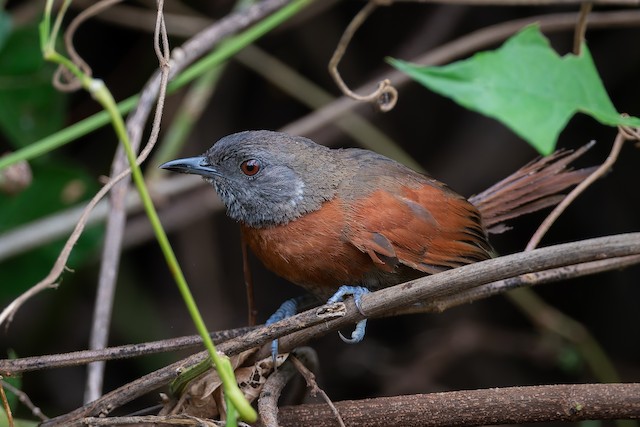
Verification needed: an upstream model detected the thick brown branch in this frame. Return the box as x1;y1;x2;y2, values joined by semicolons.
272;383;640;427
38;233;640;425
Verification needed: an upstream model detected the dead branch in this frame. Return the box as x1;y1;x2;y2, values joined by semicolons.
0;379;48;422
38;233;640;425
273;383;640;427
0;326;256;375
289;353;344;427
258;355;298;427
86;0;172;404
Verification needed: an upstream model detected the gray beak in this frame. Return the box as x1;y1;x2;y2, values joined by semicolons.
159;156;221;178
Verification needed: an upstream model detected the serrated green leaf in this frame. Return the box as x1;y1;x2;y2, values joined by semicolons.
388;24;640;155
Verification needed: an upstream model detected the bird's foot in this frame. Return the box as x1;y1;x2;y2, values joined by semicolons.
327;285;370;344
265;298;301;362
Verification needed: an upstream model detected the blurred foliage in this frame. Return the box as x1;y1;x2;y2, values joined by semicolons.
0;162;102;300
0;20;102;300
0;10;11;51
0;23;66;148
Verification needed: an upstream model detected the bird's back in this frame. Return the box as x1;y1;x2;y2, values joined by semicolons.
242;147;494;297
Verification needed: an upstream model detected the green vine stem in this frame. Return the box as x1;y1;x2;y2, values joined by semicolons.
37;0;260;422
0;0;314;172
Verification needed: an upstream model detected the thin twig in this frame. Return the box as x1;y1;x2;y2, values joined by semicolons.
146;66;223;179
0;326;256;375
82;2;301;405
1;379;48;421
573;2;593;54
526;131;628;251
328;0;398;112
289;353;345;427
71;414;224;426
258;348;330;427
0;379;14;427
84;0;168;403
0;174;208;262
506;129;637;386
0;157;149;328
125;0;300;152
53;0;124;91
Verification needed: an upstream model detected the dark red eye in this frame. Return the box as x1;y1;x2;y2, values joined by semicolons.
240;159;261;176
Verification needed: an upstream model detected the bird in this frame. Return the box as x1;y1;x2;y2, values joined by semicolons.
160;130;592;344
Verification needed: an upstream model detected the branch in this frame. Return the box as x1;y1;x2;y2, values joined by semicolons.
387;254;640;316
37;233;640;425
358;233;640;320
86;0;171;403
0;326;256;374
273;383;640;427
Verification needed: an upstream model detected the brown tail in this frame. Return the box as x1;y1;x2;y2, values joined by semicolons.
469;142;596;234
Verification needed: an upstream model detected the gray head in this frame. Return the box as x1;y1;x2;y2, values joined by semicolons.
160;130;343;227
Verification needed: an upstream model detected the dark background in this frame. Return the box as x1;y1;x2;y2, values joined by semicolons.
1;1;639;423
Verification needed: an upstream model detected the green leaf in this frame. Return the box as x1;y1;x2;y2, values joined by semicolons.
0;24;66;148
388;25;640;155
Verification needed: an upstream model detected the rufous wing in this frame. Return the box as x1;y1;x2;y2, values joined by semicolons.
346;183;493;275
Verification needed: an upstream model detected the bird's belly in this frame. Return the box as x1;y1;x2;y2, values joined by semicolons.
241;200;378;299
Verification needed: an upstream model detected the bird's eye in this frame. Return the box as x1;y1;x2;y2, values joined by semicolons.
240;159;261;176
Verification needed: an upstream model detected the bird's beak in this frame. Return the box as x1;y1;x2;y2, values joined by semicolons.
159;156;222;178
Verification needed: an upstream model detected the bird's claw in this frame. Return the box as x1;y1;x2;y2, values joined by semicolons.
327;285;370;343
266;298;300;363
338;318;368;343
266;286;370;361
